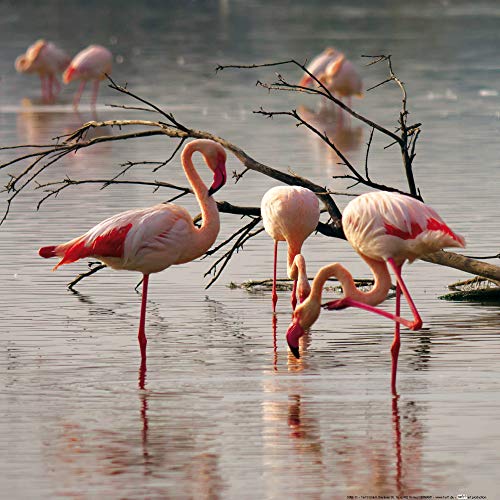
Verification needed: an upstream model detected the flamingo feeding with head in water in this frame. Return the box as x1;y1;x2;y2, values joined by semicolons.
299;47;363;106
15;40;71;103
261;185;320;312
63;44;112;108
285;190;465;393
39;139;227;364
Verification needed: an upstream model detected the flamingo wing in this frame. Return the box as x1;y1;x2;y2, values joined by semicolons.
343;192;465;262
40;204;195;273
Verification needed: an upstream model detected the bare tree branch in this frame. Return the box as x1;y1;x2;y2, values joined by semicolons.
1;66;498;289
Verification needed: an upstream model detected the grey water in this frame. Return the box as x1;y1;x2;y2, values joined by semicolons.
1;1;499;498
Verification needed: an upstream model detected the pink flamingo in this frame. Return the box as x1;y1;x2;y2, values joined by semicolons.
63;45;112;108
286;191;465;393
299;47;363;106
261;186;320;312
299;47;341;87
15;40;70;103
38;139;227;363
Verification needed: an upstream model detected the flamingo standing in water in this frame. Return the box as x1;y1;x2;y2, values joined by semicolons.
39;139;227;363
63;45;112;108
261;186;320;312
286;191;465;393
15;40;71;102
299;47;341;88
299;47;363;106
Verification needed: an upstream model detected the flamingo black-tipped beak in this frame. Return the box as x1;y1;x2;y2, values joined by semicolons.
289;344;301;359
286;318;304;359
208;158;227;196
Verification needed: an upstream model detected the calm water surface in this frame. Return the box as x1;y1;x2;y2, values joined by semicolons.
1;1;499;498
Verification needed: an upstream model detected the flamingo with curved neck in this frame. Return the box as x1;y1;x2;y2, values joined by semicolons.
286;191;465;394
39;139;227;365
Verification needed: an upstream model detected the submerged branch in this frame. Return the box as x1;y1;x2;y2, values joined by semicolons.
422;250;500;283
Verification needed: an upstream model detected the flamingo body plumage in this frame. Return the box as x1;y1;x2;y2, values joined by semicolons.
286;191;465;392
39;139;227;362
261;185;320;311
299;47;340;87
62;45;113;108
15;40;70;102
342;191;465;265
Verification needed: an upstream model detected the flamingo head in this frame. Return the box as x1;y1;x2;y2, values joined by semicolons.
15;55;29;73
286;294;322;358
207;147;227;196
286;315;304;359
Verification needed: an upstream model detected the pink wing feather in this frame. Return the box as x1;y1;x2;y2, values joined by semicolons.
39;204;195;273
343;192;465;263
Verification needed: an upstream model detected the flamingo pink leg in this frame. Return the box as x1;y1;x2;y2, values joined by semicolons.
40;75;48;102
73;80;86;108
291;279;298;311
387;258;422;330
272;241;278;312
52;75;61;97
90;79;100;108
324;296;418;329
391;281;402;395
138;274;149;361
48;75;55;101
324;259;423;332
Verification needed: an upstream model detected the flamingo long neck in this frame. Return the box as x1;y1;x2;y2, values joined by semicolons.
180;143;220;260
311;256;391;307
289;254;310;302
295;256;392;331
287;245;301;277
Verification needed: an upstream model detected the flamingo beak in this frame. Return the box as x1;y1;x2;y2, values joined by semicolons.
208;158;227;196
286;318;304;359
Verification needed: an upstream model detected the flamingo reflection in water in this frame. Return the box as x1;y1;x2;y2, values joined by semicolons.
39;139;228;372
286;191;465;393
297;105;363;166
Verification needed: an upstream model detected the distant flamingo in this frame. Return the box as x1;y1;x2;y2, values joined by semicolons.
299;47;340;88
299;47;363;106
39;139;227;363
15;40;70;103
261;186;320;312
286;191;465;393
63;45;112;108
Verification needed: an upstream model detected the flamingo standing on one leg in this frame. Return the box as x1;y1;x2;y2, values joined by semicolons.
15;40;70;103
62;45;112;108
38;139;227;364
286;191;465;393
261;186;320;312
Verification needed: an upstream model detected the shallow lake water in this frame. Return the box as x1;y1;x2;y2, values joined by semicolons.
1;1;499;498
